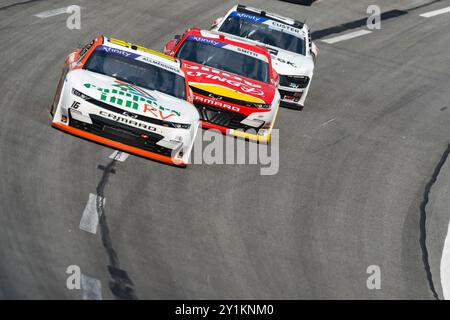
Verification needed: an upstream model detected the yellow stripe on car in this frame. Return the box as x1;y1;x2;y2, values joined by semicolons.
231;129;271;143
190;83;266;104
108;38;175;61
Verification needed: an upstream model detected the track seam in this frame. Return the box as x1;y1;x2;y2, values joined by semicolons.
419;143;450;300
96;156;138;300
0;0;43;11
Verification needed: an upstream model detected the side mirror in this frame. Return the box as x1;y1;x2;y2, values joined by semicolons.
65;48;81;66
211;17;223;30
163;39;178;55
271;69;279;86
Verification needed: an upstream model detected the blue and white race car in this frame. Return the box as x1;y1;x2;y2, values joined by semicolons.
211;4;318;109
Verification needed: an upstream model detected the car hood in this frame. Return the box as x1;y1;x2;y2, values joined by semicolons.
66;69;199;124
268;48;314;77
182;60;276;104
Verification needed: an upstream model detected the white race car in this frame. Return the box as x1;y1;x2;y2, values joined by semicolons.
211;4;318;110
51;36;200;167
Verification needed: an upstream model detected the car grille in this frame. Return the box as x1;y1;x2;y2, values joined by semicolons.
194;102;262;132
68;112;174;157
279;75;310;89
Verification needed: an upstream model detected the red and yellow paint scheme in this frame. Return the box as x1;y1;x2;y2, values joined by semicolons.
164;28;280;142
51;36;200;167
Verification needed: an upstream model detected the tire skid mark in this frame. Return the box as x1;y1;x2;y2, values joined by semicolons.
0;0;43;11
96;153;138;300
419;143;450;300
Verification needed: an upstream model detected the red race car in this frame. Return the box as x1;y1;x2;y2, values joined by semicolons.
164;28;281;142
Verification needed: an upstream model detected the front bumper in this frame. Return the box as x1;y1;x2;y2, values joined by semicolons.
52;112;188;167
194;101;278;143
53;122;186;167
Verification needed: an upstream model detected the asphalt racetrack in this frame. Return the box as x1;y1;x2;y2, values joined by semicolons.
0;0;450;299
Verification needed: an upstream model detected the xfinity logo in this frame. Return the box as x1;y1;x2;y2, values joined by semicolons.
98;46;132;57
188;36;221;47
234;12;265;23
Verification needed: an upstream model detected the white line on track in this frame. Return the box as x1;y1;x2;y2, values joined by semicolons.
109;150;129;162
322;29;372;44
440;218;450;299
419;6;450;18
81;274;102;300
34;7;70;19
79;193;105;234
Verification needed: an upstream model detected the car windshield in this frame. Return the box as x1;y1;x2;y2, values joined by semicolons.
175;38;269;83
219;15;306;55
84;48;186;100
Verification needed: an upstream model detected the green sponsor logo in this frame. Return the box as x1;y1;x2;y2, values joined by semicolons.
83;82;181;117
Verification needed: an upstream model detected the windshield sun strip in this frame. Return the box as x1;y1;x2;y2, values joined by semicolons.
94;45;182;75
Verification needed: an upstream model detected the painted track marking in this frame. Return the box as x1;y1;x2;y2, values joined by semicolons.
322;29;372;44
34;7;70;18
441;218;450;299
109;150;129;162
420;6;450;18
79;193;105;234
